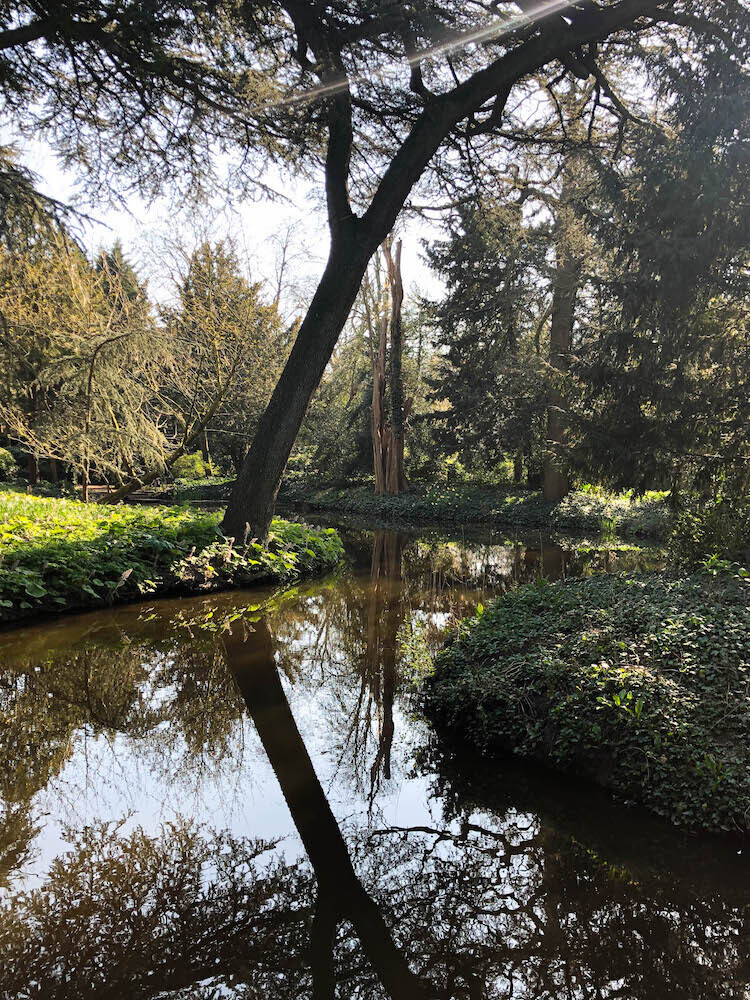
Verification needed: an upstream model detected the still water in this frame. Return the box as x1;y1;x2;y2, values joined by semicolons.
0;524;747;999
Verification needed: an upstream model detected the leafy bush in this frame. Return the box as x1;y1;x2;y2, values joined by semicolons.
0;447;17;480
422;572;750;833
0;491;343;623
670;499;750;568
171;452;213;480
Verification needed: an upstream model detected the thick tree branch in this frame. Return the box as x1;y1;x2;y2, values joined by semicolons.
362;0;667;243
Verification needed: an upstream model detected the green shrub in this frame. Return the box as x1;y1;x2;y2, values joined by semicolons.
422;572;750;833
0;447;17;480
670;499;750;568
0;491;343;622
170;452;212;480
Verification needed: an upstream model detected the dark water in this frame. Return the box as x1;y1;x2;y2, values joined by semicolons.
0;524;747;999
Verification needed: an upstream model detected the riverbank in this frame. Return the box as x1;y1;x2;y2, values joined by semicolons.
8;477;672;540
0;490;343;625
279;481;671;540
420;571;750;834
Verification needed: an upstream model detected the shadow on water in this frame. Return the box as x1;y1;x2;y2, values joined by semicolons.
0;524;748;998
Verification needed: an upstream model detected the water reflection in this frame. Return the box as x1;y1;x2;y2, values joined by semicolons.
225;617;428;999
0;525;746;999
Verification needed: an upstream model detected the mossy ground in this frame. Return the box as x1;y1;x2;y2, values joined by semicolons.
421;571;750;834
0;490;343;624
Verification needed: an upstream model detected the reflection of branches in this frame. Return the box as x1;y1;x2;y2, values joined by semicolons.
224;619;429;1000
0;820;314;999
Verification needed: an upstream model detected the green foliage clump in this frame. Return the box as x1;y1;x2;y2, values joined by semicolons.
0;490;343;623
670;499;750;569
173;475;235;503
422;573;750;833
280;481;670;539
0;448;17;480
170;452;213;481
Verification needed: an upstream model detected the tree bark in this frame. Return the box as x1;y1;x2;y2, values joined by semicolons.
371;310;389;495
383;240;407;495
222;232;372;538
543;169;581;501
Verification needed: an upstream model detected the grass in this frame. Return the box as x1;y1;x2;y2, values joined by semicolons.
279;480;671;539
0;490;343;625
419;570;750;834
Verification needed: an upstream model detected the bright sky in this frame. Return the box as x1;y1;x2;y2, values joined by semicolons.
15;133;443;321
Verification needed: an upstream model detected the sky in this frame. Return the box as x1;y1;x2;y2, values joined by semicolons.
14;132;443;321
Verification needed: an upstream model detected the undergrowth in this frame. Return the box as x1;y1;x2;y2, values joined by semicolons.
279;482;670;539
421;571;750;834
0;491;343;624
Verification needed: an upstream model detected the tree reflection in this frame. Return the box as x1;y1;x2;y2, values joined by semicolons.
224;616;429;1000
0;527;744;1000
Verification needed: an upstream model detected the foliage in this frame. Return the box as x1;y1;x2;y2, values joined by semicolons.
170;452;213;480
0;448;16;479
422;572;750;833
669;499;750;569
0;228;285;495
0;490;343;623
164;240;286;477
0;226;172;485
280;480;671;539
424;195;549;479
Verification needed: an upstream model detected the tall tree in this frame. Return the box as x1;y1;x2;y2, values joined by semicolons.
425;196;549;483
103;240;284;501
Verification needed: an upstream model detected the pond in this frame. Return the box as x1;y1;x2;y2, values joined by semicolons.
0;522;747;999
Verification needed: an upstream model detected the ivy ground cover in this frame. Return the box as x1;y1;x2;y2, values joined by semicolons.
0;490;343;624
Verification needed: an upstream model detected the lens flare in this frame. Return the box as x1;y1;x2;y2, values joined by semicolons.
254;0;574;113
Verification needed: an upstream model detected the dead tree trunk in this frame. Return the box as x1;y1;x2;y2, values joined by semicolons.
383;240;408;495
367;239;409;496
370;310;389;495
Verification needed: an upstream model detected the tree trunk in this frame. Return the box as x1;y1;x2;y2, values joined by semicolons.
371;311;389;495
222;234;372;539
543;204;580;502
383;240;408;495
